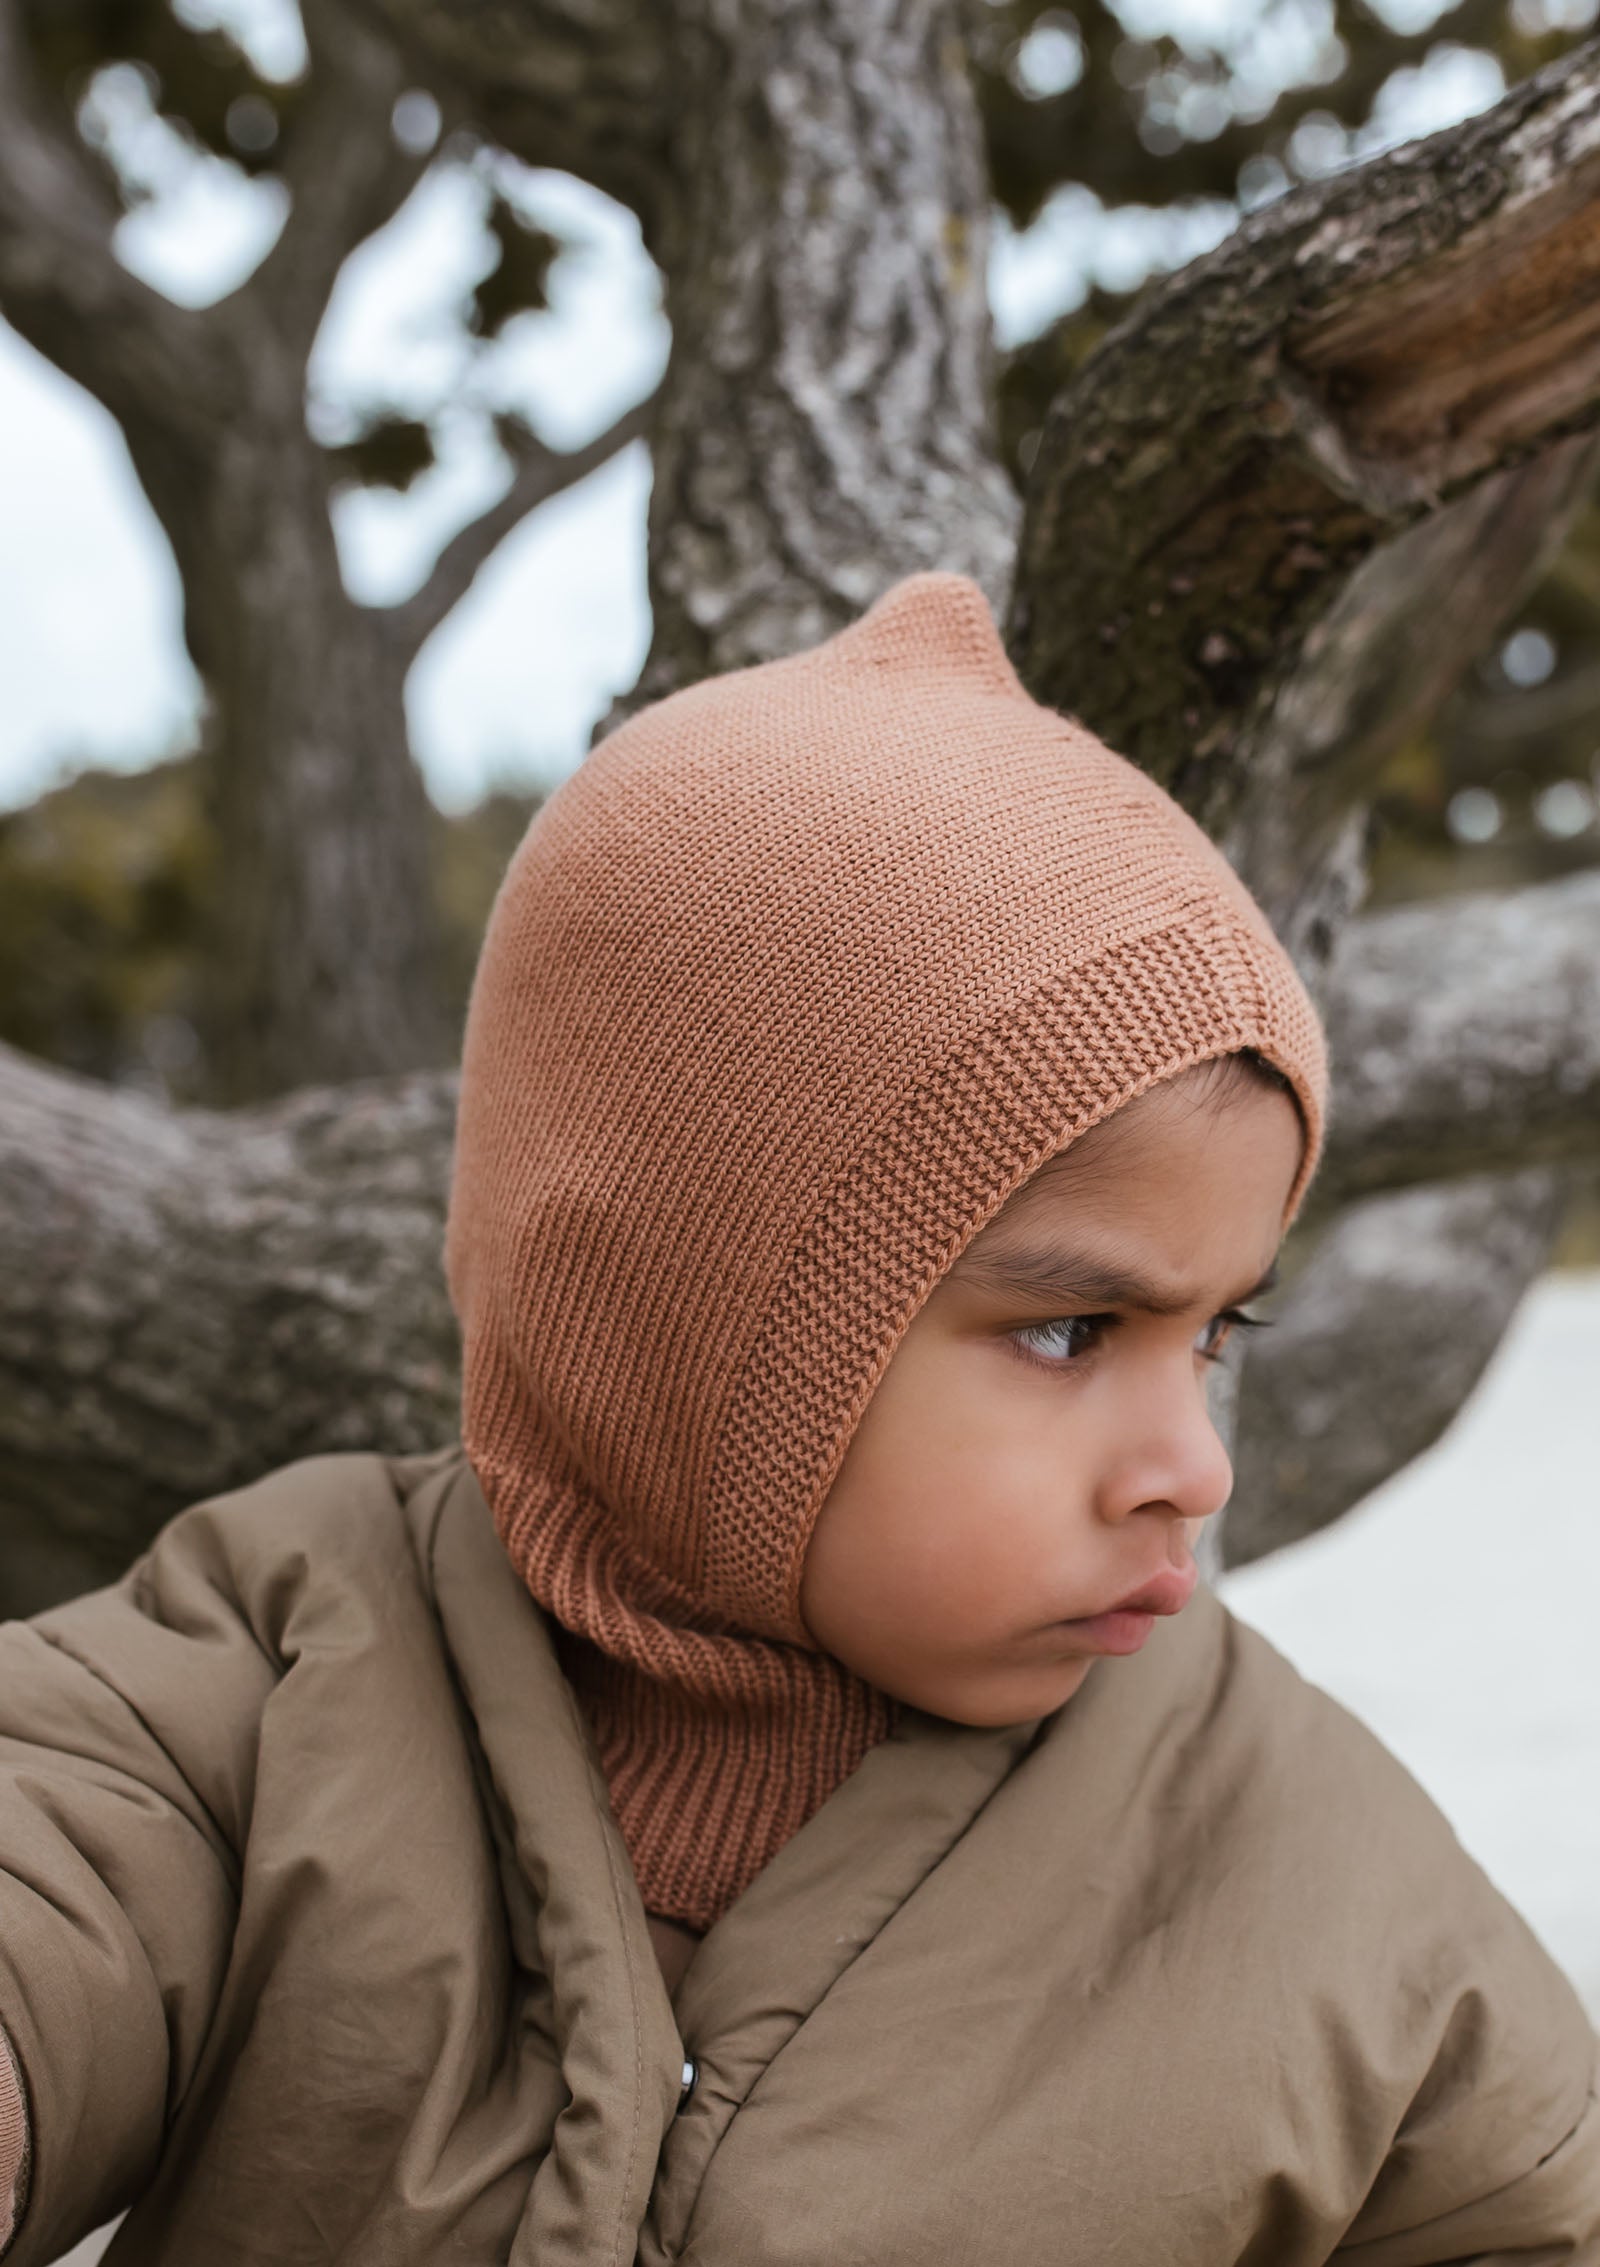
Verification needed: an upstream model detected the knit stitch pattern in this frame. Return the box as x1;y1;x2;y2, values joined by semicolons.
0;2020;27;2252
446;572;1328;1931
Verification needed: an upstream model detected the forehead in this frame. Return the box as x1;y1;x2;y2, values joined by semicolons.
968;1072;1302;1268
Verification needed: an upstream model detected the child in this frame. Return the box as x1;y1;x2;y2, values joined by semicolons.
1;574;1594;2264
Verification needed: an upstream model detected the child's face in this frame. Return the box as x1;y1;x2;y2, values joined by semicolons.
799;1067;1303;1726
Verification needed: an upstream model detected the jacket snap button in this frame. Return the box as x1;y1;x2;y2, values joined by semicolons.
677;2057;698;2114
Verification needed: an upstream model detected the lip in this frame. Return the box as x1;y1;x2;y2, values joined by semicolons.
1048;1559;1198;1657
1104;1561;1198;1619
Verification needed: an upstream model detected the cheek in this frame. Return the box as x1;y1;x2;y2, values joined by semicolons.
803;1336;1084;1650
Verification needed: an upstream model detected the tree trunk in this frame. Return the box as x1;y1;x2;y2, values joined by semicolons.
627;0;1017;710
2;860;1593;1612
135;415;449;1100
0;0;449;1101
1;14;1598;1606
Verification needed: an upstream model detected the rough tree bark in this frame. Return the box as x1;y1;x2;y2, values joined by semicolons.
1223;1169;1571;1564
1009;46;1600;930
0;0;654;1101
0;1046;460;1614
3;867;1595;1617
632;0;1019;702
2;14;1598;1608
1315;869;1600;1206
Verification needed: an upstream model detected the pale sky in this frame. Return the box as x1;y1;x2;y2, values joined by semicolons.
0;12;1509;813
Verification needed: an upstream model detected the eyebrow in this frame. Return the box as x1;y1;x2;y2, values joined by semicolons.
950;1246;1280;1318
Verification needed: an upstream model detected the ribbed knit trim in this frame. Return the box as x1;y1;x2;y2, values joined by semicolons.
553;1627;895;1932
469;1433;897;1927
0;2022;29;2259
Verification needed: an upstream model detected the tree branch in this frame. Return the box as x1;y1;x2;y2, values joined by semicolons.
243;0;435;359
1318;868;1600;1206
380;389;659;659
1224;1167;1572;1567
1006;36;1600;915
354;0;672;243
0;1042;459;1617
4;840;1593;1607
0;0;231;442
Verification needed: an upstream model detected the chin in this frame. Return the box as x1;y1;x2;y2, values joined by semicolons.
918;1655;1095;1729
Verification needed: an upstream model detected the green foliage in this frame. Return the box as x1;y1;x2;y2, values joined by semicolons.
21;0;292;184
970;0;1593;232
0;756;213;1094
0;759;543;1100
326;416;438;493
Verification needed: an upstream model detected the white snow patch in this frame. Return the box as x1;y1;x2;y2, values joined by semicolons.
1221;1270;1600;2019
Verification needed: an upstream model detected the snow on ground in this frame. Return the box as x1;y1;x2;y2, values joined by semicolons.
1220;1269;1600;2020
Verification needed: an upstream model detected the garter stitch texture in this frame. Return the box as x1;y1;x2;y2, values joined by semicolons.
445;572;1328;1932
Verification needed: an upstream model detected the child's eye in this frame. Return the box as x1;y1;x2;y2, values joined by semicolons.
1195;1307;1269;1364
1010;1314;1112;1369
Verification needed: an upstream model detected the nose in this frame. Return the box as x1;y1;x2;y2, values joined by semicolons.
1093;1359;1234;1529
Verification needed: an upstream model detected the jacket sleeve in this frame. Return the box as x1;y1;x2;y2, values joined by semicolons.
1332;1984;1600;2264
0;1507;280;2265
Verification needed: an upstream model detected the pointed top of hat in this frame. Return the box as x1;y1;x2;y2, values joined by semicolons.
824;571;1028;702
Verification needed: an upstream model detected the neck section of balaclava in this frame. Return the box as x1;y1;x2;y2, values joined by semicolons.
445;572;1328;1932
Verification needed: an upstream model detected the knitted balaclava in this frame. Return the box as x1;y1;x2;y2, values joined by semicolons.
446;573;1328;1931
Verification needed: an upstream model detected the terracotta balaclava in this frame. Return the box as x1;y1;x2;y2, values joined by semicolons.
446;573;1328;1932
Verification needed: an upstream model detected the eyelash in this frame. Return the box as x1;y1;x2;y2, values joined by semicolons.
1009;1307;1270;1373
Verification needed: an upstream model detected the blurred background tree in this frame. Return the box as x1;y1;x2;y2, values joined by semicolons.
0;0;1597;1613
0;0;647;1099
2;0;1596;1108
